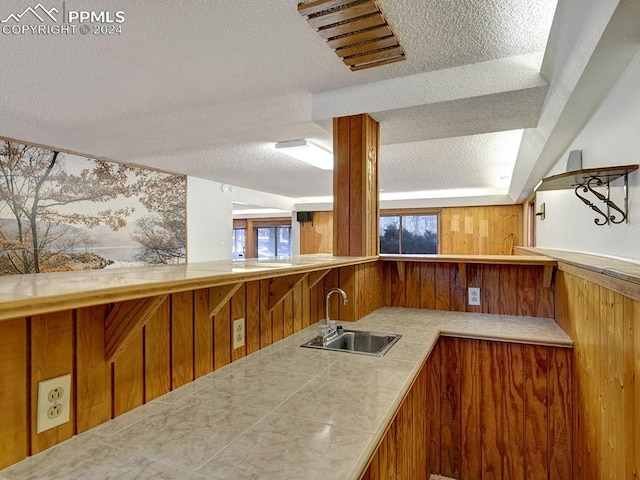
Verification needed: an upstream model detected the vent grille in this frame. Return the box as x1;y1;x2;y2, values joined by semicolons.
298;0;405;71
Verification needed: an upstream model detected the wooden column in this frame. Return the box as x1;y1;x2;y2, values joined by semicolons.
333;114;380;256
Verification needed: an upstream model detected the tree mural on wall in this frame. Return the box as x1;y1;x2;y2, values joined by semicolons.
0;141;186;275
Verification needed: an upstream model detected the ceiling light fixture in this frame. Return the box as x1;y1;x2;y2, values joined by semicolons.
274;140;334;170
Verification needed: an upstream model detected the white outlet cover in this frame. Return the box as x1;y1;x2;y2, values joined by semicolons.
468;287;481;306
37;374;71;433
233;317;245;349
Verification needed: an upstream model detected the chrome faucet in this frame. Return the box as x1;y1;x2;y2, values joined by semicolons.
324;287;348;335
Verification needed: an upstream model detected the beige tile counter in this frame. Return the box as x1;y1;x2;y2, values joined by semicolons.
0;308;571;480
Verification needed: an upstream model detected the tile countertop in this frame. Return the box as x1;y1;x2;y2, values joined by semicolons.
0;308;572;480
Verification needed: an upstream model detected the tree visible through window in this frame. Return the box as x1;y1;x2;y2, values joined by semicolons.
379;214;438;254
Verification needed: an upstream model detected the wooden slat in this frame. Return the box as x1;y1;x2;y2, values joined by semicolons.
213;300;231;370
435;263;451;310
333;116;351;256
524;345;549;479
267;273;306;312
450;263;466;312
460;339;481;480
298;0;358;17
503;343;525;479
426;341;441;474
31;311;74;454
307;1;380;29
272;303;284;342
390;262;406;307
500;265;518;316
246;280;261;354
405;262;420;309
0;317;28;468
622;297;637;479
193;288;213;377
328;25;393;49
481;340;503;479
440;337;461;478
301;274;311;328
284;291;296;337
105;295;167;363
419;263;436;310
482;264;501;313
144;298;171;401
112;329;144;417
171;291;194;388
549;346;573;479
343;46;404;66
209;282;242;317
517;266;537;317
76;305;111;433
350;54;406;71
337;35;398;58
294;280;304;332
259;279;272;347
318;13;386;39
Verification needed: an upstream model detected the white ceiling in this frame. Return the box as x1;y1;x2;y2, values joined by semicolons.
0;0;637;205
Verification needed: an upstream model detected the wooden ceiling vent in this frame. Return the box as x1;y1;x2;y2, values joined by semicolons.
298;0;406;71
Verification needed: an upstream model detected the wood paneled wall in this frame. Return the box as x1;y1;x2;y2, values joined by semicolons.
363;344;434;480
0;264;382;470
362;338;572;480
300;205;522;255
555;268;639;480
440;205;523;255
432;337;572;480
299;211;333;254
384;261;554;318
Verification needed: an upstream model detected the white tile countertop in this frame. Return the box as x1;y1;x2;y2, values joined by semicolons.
1;308;572;480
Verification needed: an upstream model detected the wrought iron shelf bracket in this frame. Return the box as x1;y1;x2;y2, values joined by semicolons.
536;165;638;227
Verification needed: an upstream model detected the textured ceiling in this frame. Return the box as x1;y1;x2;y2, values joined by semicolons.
0;0;564;202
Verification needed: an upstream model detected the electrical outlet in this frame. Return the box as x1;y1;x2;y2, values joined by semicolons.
233;317;245;349
37;374;71;433
468;287;481;306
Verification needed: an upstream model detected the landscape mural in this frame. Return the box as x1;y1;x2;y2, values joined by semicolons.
0;140;186;275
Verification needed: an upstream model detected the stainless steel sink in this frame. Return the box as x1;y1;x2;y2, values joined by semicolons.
301;329;402;357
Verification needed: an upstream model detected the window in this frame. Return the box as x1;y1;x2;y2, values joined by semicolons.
232;228;246;259
256;225;291;258
379;212;438;254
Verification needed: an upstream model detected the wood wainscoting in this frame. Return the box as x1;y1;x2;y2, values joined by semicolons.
383;261;554;318
362;338;572;480
0;264;383;470
555;267;639;480
300;205;523;256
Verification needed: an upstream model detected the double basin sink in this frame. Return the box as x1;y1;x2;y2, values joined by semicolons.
301;328;402;357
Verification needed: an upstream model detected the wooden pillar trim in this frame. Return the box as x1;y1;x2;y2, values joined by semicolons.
268;273;307;312
308;269;331;289
209;282;243;317
105;295;168;363
333;114;380;257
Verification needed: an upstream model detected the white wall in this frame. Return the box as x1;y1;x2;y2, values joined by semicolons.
187;177;297;262
536;51;640;261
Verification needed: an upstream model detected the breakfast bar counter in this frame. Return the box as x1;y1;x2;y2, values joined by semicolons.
0;307;572;480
